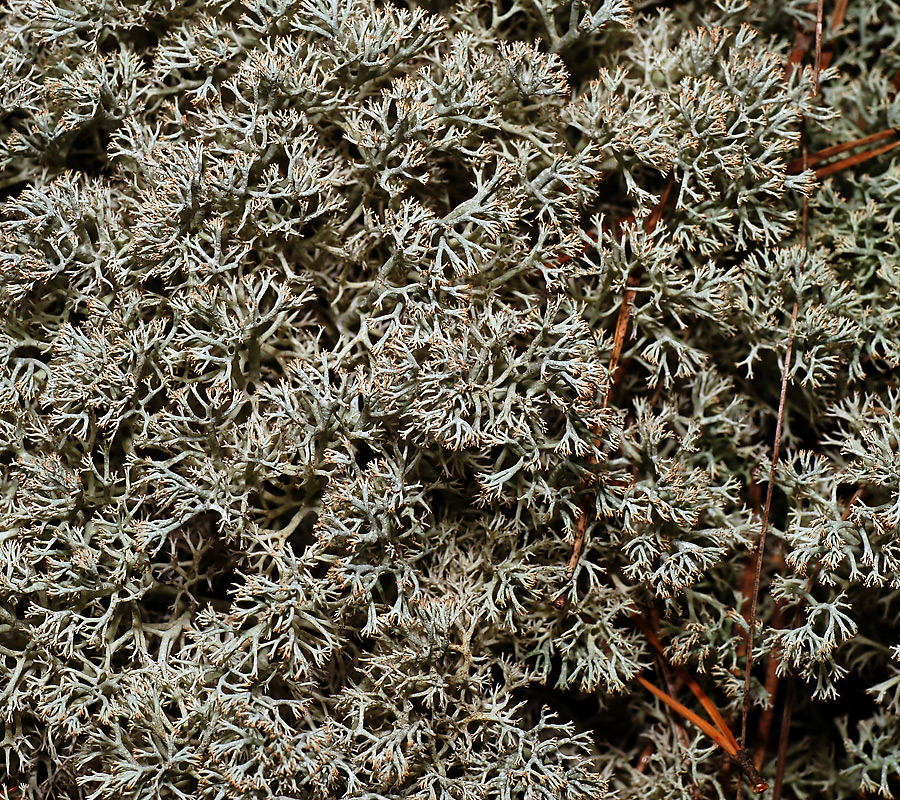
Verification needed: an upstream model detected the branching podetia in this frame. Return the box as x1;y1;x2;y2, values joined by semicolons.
1;0;899;798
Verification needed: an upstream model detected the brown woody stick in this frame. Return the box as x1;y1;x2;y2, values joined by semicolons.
738;295;799;753
634;742;655;773
786;128;898;173
554;180;675;609
633;616;768;793
635;616;737;744
770;487;865;800
637;674;740;755
772;674;796;800
752;598;785;770
813;138;900;179
739;2;825;795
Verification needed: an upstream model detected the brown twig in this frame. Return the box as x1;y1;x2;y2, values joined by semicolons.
554;180;675;609
636;617;736;742
755;5;877;793
633;615;768;793
784;29;812;81
636;674;741;755
812;138;900;179
841;485;866;520
655;652;704;800
739;0;843;697
739;1;825;790
634;742;655;774
738;296;800;750
783;6;900;184
767;486;864;800
786;128;899;173
607;181;673;383
748;483;856;770
752;597;785;770
784;0;845;80
772;674;796;800
817;0;849;74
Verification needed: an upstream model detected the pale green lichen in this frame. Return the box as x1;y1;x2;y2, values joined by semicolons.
1;0;899;797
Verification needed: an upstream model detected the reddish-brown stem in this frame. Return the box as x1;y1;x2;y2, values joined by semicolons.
607;180;673;383
751;485;852;771
784;0;845;80
786;128;898;173
753;597;785;770
554;180;674;609
842;486;866;520
634;615;738;748
635;673;768;792
636;674;738;756
741;3;825;784
655;656;703;799
739;298;800;752
747;7;852;792
785;33;811;80
813;0;824;93
813;138;900;179
772;674;796;800
818;0;849;73
756;487;863;793
634;742;655;774
830;0;849;29
634;615;768;792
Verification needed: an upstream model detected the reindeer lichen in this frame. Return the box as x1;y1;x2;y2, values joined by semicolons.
1;0;899;797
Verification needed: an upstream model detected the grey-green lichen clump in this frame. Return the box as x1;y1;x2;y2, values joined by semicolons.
1;0;899;797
